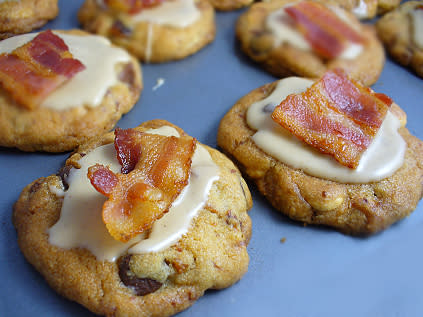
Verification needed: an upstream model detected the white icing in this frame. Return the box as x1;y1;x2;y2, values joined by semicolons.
97;0;200;62
411;8;423;49
49;184;65;198
352;0;369;19
247;77;406;183
266;9;310;51
131;0;200;28
48;127;219;261
129;144;219;253
97;0;200;28
0;32;131;110
145;22;154;63
266;6;363;59
330;4;360;29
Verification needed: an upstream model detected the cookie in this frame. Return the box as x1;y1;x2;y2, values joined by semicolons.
0;0;58;39
376;1;423;78
334;0;401;19
217;73;423;235
0;29;142;152
78;0;215;63
13;119;252;317
236;0;385;86
208;0;252;11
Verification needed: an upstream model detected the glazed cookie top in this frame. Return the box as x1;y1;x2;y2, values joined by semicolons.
0;28;142;152
49;125;220;261
246;70;406;184
96;0;201;28
236;0;385;85
376;1;423;78
78;0;215;63
0;30;132;110
264;0;365;60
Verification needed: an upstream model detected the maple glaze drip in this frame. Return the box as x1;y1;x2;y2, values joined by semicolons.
411;7;423;49
266;3;363;60
131;0;199;27
48;126;219;261
247;77;406;183
352;0;368;19
0;32;131;110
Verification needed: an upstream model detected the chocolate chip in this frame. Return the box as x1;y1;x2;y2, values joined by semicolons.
118;63;136;87
29;179;43;194
110;20;132;37
56;165;72;190
118;255;163;296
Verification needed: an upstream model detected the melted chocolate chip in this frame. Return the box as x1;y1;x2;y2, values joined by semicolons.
118;255;163;296
110;20;132;37
118;63;136;87
56;165;72;190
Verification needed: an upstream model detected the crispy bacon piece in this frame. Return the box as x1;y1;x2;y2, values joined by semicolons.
88;164;119;196
88;130;197;242
114;128;143;174
0;30;85;110
284;1;364;59
271;69;392;168
105;0;164;14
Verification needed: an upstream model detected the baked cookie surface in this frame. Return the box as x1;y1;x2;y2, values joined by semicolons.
0;29;142;152
208;0;252;11
78;0;216;63
0;0;58;39
376;1;423;78
217;77;423;235
13;119;252;317
333;0;401;19
236;0;385;86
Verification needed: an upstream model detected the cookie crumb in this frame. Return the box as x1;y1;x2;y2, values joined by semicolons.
280;237;286;243
152;78;165;91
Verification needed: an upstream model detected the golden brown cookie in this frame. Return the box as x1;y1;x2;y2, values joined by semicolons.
236;0;385;86
376;1;423;78
13;119;252;317
0;0;59;39
217;77;423;235
332;0;401;19
208;0;252;11
0;29;142;152
78;0;215;63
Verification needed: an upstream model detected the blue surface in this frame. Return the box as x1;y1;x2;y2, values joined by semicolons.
1;1;423;316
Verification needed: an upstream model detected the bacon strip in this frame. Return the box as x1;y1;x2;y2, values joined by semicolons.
284;1;364;59
88;129;197;242
104;0;164;14
0;30;85;110
271;69;392;169
114;128;143;174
